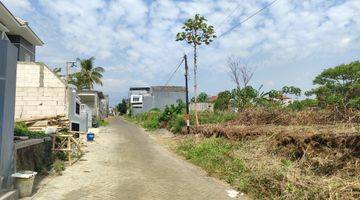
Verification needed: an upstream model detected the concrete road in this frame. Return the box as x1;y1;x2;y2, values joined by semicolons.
29;117;238;200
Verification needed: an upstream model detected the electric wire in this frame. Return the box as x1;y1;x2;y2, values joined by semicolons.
164;57;185;86
217;0;279;39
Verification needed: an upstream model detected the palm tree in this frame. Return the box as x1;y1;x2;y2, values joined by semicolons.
72;57;104;90
52;67;62;76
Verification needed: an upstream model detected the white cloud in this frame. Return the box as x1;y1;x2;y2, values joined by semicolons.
13;0;360;104
1;0;32;14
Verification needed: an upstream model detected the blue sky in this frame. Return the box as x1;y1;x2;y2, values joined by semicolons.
3;0;360;105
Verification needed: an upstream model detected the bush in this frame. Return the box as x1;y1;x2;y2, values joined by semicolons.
52;159;65;175
135;110;162;130
287;99;318;111
193;111;236;124
214;90;231;110
159;101;185;124
14;122;47;138
98;120;109;126
168;114;186;133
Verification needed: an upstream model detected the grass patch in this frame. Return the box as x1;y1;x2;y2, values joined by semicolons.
176;137;247;185
99;119;109;126
195;111;236;124
132;109;162;130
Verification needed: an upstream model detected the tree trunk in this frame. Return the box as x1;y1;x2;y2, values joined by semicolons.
193;44;199;126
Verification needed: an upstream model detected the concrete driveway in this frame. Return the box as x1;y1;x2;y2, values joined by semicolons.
28;117;240;200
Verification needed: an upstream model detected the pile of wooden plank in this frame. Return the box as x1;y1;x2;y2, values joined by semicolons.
16;115;70;132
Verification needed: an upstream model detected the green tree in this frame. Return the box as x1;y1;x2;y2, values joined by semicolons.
232;86;259;110
70;57;105;90
197;92;209;103
307;60;360;110
282;86;301;96
176;14;216;125
214;90;231;110
116;99;127;115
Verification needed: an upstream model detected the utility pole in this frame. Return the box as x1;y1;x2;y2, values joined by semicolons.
184;54;190;134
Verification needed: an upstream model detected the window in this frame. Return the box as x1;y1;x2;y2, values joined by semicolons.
71;123;80;131
75;102;80;115
133;97;140;102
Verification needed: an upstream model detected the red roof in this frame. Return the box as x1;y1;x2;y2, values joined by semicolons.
210;96;217;102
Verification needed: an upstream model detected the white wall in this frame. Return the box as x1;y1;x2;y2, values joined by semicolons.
15;62;67;119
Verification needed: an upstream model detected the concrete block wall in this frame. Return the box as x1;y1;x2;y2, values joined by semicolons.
15;62;67;119
16;62;64;87
16;62;40;87
43;66;64;87
15;87;66;119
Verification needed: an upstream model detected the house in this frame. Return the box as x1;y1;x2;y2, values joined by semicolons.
0;1;43;195
77;90;108;125
190;102;214;112
15;62;89;133
129;86;186;115
276;95;293;105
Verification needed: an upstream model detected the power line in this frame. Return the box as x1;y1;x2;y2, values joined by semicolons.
217;0;279;39
164;57;185;86
216;0;243;32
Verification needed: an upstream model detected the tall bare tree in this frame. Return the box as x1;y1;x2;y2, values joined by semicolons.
227;55;255;88
227;56;241;89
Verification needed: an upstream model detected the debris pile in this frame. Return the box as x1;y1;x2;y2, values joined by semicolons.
16;115;70;132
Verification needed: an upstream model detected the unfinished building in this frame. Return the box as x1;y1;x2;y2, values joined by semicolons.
15;62;89;133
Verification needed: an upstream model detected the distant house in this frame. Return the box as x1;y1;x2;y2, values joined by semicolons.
0;1;43;194
77;90;108;125
129;86;186;115
190;102;214;112
15;62;89;133
276;95;293;105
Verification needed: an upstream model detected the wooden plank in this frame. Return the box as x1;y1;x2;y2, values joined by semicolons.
15;115;66;122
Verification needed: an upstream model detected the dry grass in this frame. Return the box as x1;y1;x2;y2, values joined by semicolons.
177;123;360;199
227;108;360;126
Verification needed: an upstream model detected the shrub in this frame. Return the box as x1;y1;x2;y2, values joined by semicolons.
14;122;47;138
14;122;29;135
52;159;65;175
287;99;318;111
214;90;231;110
168;114;186;133
135;110;162;130
98;119;109;126
193;111;236;124
159;101;185;124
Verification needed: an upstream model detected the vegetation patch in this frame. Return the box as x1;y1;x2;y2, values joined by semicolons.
174;135;360;199
14;122;47;138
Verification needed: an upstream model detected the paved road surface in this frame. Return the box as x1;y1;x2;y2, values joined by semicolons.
29;117;238;200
